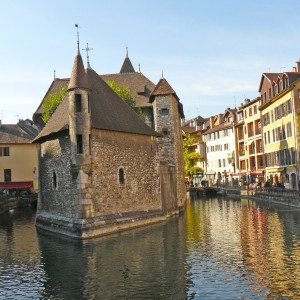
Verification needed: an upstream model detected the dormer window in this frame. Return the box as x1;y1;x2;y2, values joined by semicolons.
75;94;82;112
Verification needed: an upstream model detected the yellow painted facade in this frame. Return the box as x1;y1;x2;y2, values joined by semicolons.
0;143;38;189
261;82;299;188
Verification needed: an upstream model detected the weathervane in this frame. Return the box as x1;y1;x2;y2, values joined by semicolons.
82;43;93;67
126;46;128;58
75;24;80;52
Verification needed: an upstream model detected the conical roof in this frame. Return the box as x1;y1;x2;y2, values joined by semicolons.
151;78;177;97
68;51;89;91
120;57;135;73
150;77;185;118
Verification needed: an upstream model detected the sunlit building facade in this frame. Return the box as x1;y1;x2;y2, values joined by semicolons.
259;67;300;188
235;97;263;183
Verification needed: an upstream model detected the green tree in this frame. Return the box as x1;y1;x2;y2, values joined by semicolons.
42;86;68;123
107;80;145;120
183;133;203;178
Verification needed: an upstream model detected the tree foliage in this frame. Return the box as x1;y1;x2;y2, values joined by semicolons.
183;133;203;178
42;86;68;123
107;80;145;120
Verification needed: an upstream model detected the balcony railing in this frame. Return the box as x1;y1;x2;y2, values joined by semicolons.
239;150;245;156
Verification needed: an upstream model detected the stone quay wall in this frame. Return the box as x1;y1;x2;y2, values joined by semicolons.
224;187;300;208
0;195;37;215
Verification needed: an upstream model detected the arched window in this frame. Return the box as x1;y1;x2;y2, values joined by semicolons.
118;168;125;185
53;170;57;190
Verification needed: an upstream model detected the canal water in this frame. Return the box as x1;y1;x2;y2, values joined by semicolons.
1;197;300;299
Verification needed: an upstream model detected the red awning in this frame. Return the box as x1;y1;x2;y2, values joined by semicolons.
250;170;264;175
0;181;33;189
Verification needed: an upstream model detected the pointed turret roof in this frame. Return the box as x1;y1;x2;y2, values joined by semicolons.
68;50;89;91
150;78;177;99
150;77;185;118
120;57;135;73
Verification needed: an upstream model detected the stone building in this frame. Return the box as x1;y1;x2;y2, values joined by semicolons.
33;46;186;238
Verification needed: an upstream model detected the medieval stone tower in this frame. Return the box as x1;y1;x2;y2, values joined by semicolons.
150;77;186;210
68;48;95;219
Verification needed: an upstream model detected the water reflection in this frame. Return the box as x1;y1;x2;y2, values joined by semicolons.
186;198;300;299
2;199;300;299
37;216;188;300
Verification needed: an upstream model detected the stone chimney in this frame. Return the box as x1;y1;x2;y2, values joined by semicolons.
209;116;214;128
296;60;300;72
218;113;223;123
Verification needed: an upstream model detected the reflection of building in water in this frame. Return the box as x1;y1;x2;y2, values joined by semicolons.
0;208;39;264
240;200;269;287
208;200;242;261
37;217;187;299
240;200;300;298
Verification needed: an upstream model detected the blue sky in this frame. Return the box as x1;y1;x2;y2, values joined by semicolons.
1;0;300;124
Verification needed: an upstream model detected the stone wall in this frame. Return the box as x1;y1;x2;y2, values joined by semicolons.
38;133;80;218
91;129;161;216
142;107;154;129
153;95;186;208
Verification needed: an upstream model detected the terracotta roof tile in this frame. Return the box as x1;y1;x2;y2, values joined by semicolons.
0;121;37;144
100;72;155;107
203;122;233;135
182;126;197;134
